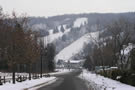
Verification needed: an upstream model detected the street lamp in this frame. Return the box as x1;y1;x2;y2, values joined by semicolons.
40;45;48;78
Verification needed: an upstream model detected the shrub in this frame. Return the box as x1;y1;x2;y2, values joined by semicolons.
98;69;135;86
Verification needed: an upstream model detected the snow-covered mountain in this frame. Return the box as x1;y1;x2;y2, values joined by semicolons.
29;12;135;62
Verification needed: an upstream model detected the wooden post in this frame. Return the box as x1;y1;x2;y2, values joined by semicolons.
0;76;3;85
3;76;5;84
20;76;22;82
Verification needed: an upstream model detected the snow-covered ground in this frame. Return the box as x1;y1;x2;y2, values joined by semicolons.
0;77;56;90
79;70;135;90
73;17;88;28
55;31;99;62
0;69;73;90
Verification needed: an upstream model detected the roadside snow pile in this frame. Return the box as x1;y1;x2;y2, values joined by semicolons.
73;17;88;27
79;70;135;90
0;77;56;90
55;31;99;62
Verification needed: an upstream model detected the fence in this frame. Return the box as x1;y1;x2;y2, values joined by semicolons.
0;73;50;86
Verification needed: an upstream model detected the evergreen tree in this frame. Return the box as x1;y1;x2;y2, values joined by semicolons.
83;56;93;71
131;48;135;71
46;43;55;72
53;27;59;34
62;34;67;42
60;25;65;33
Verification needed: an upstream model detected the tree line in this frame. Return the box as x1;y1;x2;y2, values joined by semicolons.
83;18;135;86
83;18;135;71
0;7;55;84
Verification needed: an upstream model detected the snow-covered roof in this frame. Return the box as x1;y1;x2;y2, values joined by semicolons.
121;43;134;55
64;60;83;64
110;67;118;69
70;61;80;64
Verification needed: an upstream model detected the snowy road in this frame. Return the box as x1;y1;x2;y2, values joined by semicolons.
38;70;88;90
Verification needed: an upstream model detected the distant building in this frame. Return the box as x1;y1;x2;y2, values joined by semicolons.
56;59;65;69
119;43;135;69
56;59;85;69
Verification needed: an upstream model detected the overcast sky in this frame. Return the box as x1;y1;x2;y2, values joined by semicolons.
0;0;135;17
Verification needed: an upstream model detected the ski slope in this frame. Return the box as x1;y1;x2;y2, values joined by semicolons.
44;17;88;43
55;31;99;62
39;17;88;43
42;25;71;43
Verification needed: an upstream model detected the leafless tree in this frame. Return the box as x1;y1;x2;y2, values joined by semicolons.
107;18;132;70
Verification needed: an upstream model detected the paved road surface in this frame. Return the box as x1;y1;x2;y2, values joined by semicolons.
38;70;88;90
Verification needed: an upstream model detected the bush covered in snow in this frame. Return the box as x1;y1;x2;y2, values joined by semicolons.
98;69;135;86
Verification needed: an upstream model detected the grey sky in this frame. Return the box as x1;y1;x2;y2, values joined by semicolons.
0;0;135;17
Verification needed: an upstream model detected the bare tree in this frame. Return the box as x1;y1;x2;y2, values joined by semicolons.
85;21;115;73
24;31;40;80
107;18;132;70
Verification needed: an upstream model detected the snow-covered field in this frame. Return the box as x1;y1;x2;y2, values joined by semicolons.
0;69;72;90
55;31;99;62
79;70;135;90
0;77;56;90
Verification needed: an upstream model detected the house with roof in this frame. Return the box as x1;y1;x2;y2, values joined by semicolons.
56;59;84;69
119;43;135;69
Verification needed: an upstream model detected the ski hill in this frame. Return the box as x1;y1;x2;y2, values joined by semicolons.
55;31;99;62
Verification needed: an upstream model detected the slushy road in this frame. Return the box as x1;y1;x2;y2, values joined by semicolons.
38;70;88;90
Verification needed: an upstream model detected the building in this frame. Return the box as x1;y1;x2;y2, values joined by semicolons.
119;43;135;69
56;59;85;69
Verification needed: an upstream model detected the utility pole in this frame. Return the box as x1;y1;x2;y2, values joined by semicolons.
68;60;70;71
40;49;43;78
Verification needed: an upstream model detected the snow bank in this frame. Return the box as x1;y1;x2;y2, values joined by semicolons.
0;69;74;90
79;70;135;90
73;17;88;27
55;31;99;62
0;77;56;90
